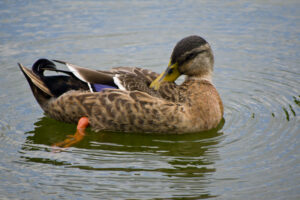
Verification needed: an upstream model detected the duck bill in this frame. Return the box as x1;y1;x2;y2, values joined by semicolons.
150;62;180;90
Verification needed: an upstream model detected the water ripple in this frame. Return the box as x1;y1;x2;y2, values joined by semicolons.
1;0;299;199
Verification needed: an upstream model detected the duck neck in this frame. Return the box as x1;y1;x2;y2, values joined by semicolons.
185;73;212;83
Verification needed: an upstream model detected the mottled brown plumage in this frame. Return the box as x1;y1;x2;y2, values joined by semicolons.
19;35;223;134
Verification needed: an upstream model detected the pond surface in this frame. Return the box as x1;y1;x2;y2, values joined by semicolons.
0;1;299;199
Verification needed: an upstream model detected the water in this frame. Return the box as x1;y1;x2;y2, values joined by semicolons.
0;0;299;199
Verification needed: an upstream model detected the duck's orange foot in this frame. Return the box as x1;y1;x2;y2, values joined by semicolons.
52;117;89;148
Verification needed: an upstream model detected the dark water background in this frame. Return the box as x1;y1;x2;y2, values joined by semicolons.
0;1;299;199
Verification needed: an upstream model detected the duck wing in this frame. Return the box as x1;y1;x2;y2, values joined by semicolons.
53;60;160;95
53;60;183;102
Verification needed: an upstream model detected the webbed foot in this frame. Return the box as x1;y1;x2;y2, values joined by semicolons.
52;117;89;148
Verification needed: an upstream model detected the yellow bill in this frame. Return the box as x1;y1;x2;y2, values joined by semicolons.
150;62;180;90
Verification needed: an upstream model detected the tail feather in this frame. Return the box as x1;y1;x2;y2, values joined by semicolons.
18;63;53;107
18;63;53;96
19;58;119;108
32;59;57;77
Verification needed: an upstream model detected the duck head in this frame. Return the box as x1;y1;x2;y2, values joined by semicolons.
150;35;214;90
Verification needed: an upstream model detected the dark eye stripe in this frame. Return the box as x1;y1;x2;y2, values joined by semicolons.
186;50;206;61
185;52;197;61
174;50;208;65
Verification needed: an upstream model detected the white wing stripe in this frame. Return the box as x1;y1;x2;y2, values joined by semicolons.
66;63;94;92
113;75;126;91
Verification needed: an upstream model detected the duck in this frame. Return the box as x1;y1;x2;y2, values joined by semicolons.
19;35;223;147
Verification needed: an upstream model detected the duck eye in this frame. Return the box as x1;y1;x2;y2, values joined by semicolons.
167;68;173;75
186;52;197;61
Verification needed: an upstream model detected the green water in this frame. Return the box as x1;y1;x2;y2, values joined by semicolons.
0;1;299;199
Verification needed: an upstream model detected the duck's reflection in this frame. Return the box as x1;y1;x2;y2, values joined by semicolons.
22;116;225;198
24;117;224;153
